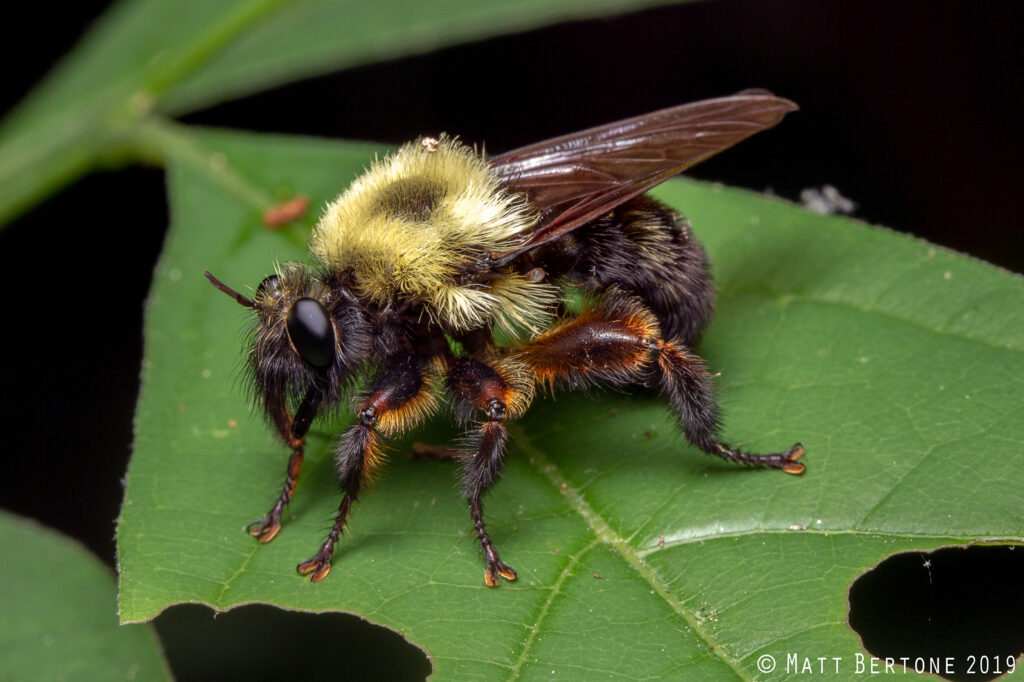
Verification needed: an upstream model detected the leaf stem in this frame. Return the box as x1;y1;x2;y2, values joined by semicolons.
0;0;296;229
126;117;273;211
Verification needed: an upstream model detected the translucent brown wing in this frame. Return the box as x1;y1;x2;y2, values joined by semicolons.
489;91;797;262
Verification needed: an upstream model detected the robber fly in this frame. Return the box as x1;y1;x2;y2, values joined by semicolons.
205;90;804;586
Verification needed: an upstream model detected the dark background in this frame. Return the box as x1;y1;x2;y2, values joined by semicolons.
2;1;1021;679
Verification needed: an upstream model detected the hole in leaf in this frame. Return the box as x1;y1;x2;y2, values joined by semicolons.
155;604;431;680
849;545;1024;681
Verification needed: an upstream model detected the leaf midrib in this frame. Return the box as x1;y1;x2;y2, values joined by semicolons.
508;428;1018;680
512;429;755;681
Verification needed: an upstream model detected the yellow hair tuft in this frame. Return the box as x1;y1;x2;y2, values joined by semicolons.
310;136;553;332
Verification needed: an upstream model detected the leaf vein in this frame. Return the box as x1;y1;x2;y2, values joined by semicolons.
513;429;755;681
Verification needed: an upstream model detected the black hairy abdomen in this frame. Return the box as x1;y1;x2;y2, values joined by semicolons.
530;195;715;344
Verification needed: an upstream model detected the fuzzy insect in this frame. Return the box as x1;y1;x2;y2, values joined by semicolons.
206;90;804;586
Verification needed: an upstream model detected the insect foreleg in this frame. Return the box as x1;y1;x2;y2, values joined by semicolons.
297;357;438;582
248;387;319;543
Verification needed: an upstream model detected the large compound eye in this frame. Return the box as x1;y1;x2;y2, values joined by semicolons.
256;274;282;299
286;298;336;368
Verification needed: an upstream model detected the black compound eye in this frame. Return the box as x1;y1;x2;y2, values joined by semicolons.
256;274;282;299
286;298;336;368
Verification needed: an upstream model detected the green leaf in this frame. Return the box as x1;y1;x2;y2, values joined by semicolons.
0;511;171;682
118;128;1024;679
0;0;689;227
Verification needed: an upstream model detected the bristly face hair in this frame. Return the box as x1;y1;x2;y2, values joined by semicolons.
206;91;806;587
247;262;370;416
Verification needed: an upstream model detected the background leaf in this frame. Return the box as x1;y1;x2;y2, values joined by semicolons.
0;511;171;682
117;128;1023;679
0;0;689;227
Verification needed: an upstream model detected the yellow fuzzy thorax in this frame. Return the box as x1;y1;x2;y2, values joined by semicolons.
310;136;556;334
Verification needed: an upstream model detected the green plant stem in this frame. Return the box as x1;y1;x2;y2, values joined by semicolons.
0;0;296;229
124;117;310;253
127;117;274;211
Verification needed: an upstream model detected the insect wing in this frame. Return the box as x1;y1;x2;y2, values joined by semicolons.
489;91;797;261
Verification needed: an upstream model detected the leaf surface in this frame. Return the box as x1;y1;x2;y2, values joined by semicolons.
0;512;171;682
118;128;1024;679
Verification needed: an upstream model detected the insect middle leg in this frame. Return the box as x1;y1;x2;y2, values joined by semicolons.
247;388;318;543
515;293;804;473
297;357;438;582
446;356;534;586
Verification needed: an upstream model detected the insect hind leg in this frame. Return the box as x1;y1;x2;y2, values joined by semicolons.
515;292;804;473
652;339;804;473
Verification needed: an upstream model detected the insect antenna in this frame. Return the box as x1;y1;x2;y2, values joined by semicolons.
204;270;256;308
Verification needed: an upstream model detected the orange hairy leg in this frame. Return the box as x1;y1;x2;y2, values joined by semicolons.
297;357;438;582
516;293;804;473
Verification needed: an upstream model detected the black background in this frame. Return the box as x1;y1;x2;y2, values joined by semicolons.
1;1;1021;679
